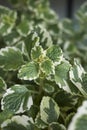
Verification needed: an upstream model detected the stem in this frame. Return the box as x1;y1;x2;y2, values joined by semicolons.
35;78;44;105
39;78;44;94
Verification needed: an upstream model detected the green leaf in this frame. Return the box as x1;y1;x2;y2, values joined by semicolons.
67;81;79;94
4;30;21;45
18;61;40;80
43;82;54;93
69;59;86;96
0;110;14;124
16;41;29;59
9;0;30;7
34;25;53;49
27;0;49;10
1;115;34;130
0;47;24;71
62;19;74;35
27;105;39;119
0;6;17;36
76;2;87;24
16;20;31;37
82;73;87;93
68;100;87;130
24;31;39;59
49;122;66;130
46;73;55;82
54;90;78;110
0;5;11;15
0;77;7;98
55;60;71;92
65;112;75;127
46;45;63;65
40;96;60;124
24;84;39;94
40;59;54;75
1;84;33;113
35;113;48;129
31;45;43;60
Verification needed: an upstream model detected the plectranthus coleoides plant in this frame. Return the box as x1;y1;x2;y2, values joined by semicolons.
0;0;87;130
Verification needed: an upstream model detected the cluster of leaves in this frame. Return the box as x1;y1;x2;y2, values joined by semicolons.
0;0;87;130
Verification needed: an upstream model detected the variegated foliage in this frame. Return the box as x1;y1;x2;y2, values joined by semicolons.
0;0;87;130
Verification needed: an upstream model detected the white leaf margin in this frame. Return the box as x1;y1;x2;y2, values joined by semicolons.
40;59;55;75
69;59;87;96
1;115;33;128
31;45;44;60
18;62;40;81
68;100;87;130
0;46;24;71
0;6;17;36
1;85;33;114
0;77;7;90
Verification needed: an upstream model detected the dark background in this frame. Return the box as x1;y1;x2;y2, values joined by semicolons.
50;0;86;18
0;0;86;18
